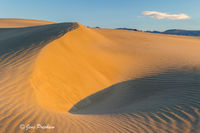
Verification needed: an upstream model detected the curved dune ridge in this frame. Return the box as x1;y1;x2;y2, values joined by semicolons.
0;19;200;133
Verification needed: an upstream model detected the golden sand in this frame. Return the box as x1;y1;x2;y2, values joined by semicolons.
0;18;54;28
0;19;200;133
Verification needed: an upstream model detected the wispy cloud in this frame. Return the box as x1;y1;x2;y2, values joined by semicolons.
142;11;190;20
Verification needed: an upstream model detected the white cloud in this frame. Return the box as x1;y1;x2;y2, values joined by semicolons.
142;11;190;20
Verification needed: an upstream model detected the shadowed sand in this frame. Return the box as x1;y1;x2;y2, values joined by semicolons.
0;19;200;133
70;70;200;114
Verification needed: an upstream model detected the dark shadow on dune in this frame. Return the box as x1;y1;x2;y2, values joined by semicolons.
0;22;79;60
70;69;200;114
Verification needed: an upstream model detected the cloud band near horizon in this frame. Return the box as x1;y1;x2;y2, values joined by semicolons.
142;11;190;20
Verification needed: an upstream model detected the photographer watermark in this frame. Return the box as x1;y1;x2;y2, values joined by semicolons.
19;124;55;131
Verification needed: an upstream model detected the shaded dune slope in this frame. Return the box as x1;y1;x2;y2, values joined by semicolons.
70;70;200;114
0;21;200;133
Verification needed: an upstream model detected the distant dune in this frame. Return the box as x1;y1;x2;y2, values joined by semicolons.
147;29;200;36
0;18;55;28
0;19;200;133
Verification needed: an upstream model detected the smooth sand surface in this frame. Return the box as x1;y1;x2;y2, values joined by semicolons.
0;19;200;133
0;18;55;28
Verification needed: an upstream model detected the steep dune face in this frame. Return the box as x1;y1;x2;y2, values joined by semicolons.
31;24;148;111
1;20;200;133
31;24;200;112
29;25;162;111
0;19;55;28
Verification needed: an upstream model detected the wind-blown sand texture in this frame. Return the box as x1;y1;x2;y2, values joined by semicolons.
0;19;200;133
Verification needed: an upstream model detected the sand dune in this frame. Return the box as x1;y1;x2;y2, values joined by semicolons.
0;19;55;28
0;19;200;133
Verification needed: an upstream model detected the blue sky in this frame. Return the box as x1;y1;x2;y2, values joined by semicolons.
0;0;200;31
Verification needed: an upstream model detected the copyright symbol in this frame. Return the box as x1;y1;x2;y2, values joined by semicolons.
19;124;25;129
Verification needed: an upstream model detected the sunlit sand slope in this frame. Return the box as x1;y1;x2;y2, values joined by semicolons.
0;21;200;133
0;19;55;28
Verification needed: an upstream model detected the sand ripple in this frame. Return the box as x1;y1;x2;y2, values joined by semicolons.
0;21;200;133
